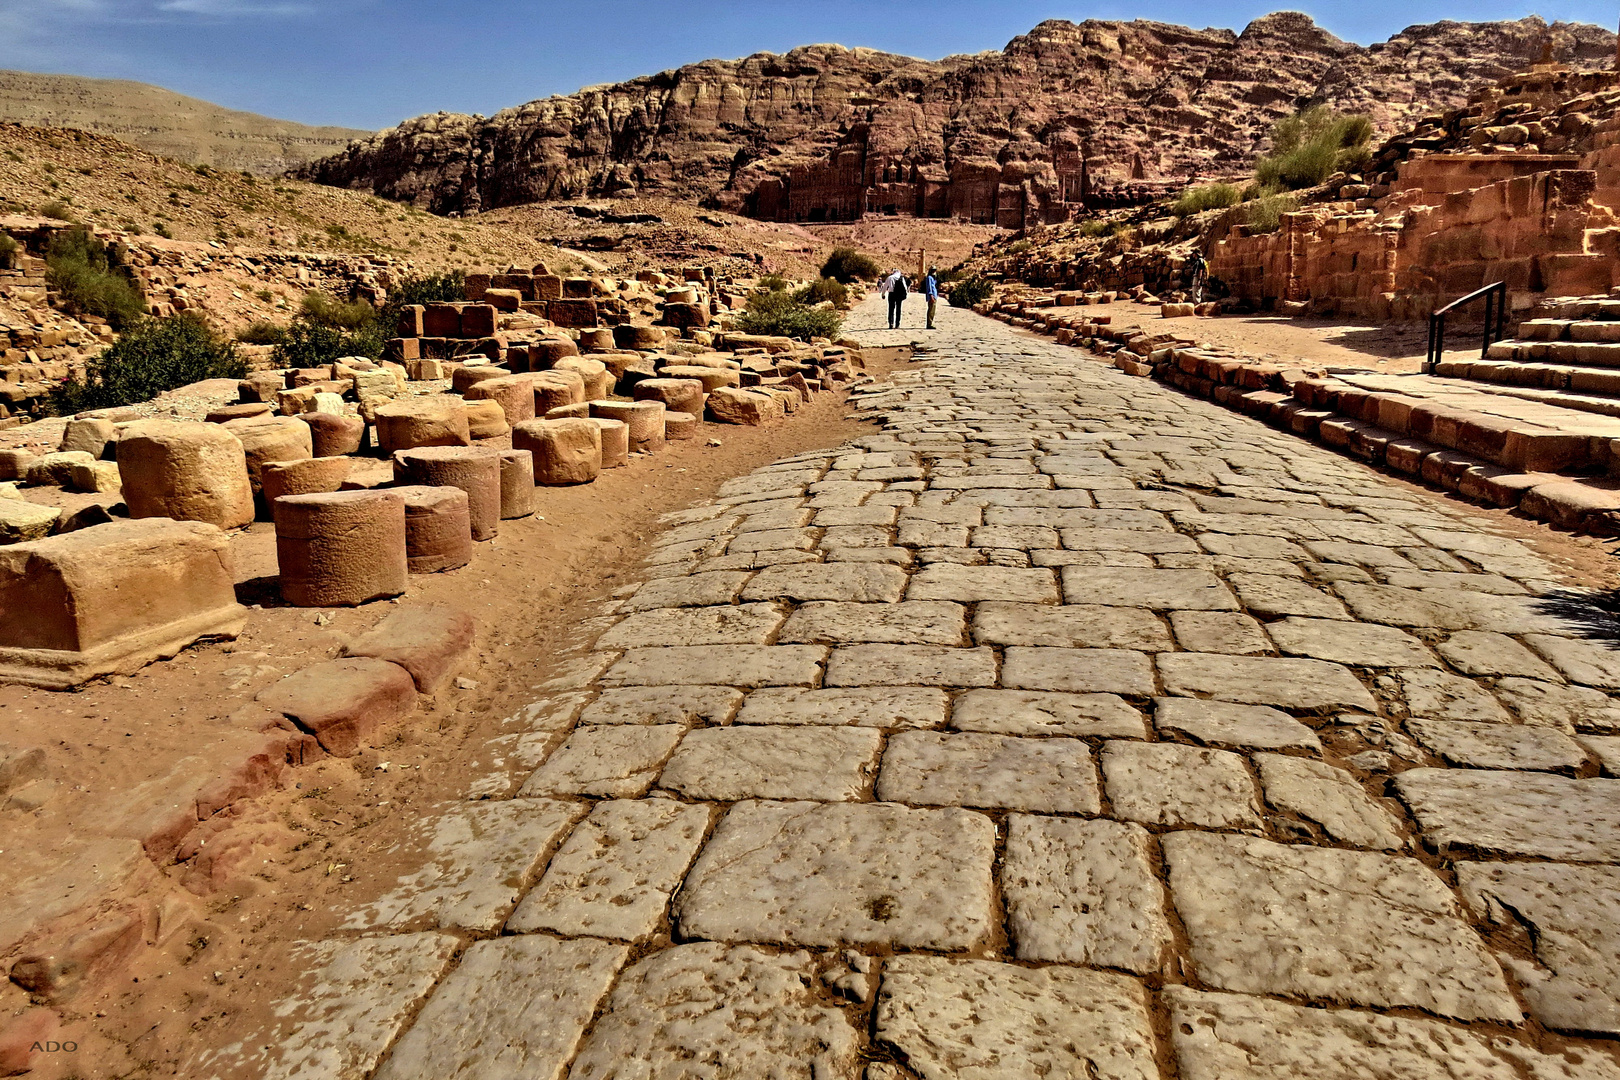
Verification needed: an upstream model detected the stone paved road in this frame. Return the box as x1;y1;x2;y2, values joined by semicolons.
246;297;1620;1080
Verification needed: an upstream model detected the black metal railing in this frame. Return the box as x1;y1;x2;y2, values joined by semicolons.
1425;281;1508;373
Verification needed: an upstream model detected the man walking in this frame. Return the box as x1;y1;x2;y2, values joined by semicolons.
923;267;939;330
881;268;909;330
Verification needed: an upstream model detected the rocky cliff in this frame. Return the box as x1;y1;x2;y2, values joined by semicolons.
298;14;1616;220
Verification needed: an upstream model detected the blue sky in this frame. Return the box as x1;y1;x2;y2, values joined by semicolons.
0;0;1614;130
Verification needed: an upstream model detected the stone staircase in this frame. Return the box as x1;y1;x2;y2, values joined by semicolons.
1432;291;1620;416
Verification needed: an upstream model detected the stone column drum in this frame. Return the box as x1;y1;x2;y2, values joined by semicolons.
634;377;705;418
116;420;254;530
393;486;471;573
498;449;536;519
298;412;365;457
592;418;630;468
665;411;699;441
513;419;601;485
532;371;586;414
274;490;408;606
464;375;537;427
374;398;472;454
591;400;666;452
555;356;613;400
394;446;503;541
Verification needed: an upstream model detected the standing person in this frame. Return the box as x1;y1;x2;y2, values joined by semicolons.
882;268;909;329
923;267;940;330
1186;249;1208;304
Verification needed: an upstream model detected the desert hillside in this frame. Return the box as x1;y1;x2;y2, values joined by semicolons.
0;69;369;174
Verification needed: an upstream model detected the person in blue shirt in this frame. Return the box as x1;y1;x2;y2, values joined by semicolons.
923;267;940;330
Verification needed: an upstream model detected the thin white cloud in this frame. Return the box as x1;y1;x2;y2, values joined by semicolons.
156;0;312;15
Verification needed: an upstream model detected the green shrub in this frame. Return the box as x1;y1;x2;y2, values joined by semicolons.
45;227;146;330
794;277;849;308
757;273;789;292
1172;183;1242;217
1077;220;1111;238
820;246;881;284
1242;193;1300;235
272;319;385;368
52;312;244;413
39;200;75;221
1254;106;1374;191
948;276;994;309
298;290;376;331
236;319;287;345
0;233;17;270
1006;239;1032;254
736;289;843;340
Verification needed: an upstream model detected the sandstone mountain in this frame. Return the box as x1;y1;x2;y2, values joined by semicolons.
0;70;370;174
300;13;1615;221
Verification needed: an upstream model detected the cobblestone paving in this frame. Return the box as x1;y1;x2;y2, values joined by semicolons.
255;298;1620;1079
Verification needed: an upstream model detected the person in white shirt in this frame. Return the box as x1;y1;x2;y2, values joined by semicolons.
880;268;909;329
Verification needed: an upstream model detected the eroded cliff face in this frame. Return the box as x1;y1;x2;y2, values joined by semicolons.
297;14;1616;220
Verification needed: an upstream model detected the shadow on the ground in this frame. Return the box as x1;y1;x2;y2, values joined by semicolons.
235;575;285;608
1316;325;1431;361
1534;588;1620;645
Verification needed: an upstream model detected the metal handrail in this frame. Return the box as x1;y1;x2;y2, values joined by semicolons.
1425;281;1508;373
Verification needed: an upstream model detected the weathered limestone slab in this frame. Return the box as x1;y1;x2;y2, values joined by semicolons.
905;563;1059;603
1001;815;1170;973
1153;698;1320;751
341;798;584;932
1497;677;1620;732
1163;832;1519;1021
1337;583;1567;634
777;601;965;645
577;685;742;726
1001;646;1155;695
602;645;826;687
0;499;59;544
1060;566;1237;609
0;519;245;690
824;644;996;687
262;933;459;1080
374;936;627;1080
1230;574;1350;619
951;690;1147;738
740;562;907;602
1458;861;1620;1035
1398;666;1514;722
1157;653;1377;712
1255;753;1406;850
1395;769;1620;862
508;799;712;941
1165;986;1616;1080
595;603;786;648
974;601;1171;650
620;570;750;612
566;944;859;1080
518;725;686;798
1525;634;1620;690
674;801;996;949
1408;720;1588;771
877;731;1100;813
1584;735;1620;775
659;726;882;801
1266;616;1435;667
875;956;1158;1080
735;686;947;728
1102;742;1262;829
1438;630;1562;680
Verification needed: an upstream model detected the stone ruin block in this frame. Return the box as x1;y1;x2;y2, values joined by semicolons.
274;490;408;607
343;606;475;693
0;518;246;689
577;327;614;351
484;289;522;312
548;299;599;328
463;273;492;301
392;485;471;574
397;305;425;338
374;398;472;454
118;420;254;530
384;337;421;363
423;303;464;338
513;419;600;485
394;446;503;542
490;273;535;300
256;657;415;756
463;399;509;439
459;304;497;338
534;274;563;301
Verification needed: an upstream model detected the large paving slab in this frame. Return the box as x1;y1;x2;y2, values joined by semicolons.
673;800;996;949
1394;768;1620;862
876;730;1101;813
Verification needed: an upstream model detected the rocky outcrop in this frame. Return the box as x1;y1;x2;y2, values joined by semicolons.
299;15;1616;222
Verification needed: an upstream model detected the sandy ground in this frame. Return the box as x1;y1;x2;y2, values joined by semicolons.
0;351;919;1079
1108;300;1502;375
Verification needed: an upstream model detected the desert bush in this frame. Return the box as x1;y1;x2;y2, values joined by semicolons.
52;312;244;413
1173;183;1242;217
1006;239;1033;254
272;319;384;368
756;273;790;292
1254;106;1374;191
1077;220;1111;238
39;200;75;221
737;289;843;340
795;277;849;308
0;233;17;269
1242;193;1300;235
236;319;287;345
298;290;376;331
45;227;146;330
820;246;881;283
948;275;994;309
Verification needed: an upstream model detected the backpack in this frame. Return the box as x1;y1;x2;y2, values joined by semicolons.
892;277;908;300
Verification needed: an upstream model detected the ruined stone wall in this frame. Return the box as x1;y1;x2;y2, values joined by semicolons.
1210;164;1619;319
